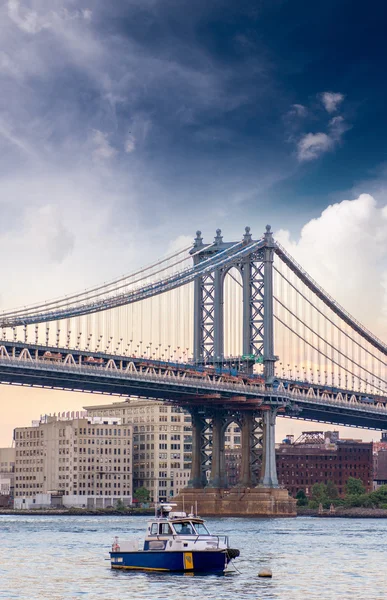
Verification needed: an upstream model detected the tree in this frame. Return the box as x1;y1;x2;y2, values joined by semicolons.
134;486;150;503
115;499;126;512
369;485;387;507
296;490;308;506
311;483;328;504
326;480;339;501
345;477;365;497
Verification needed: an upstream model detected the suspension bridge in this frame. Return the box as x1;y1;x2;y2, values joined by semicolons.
0;225;386;509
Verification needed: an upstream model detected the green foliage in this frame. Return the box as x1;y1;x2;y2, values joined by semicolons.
368;485;387;508
134;486;150;503
326;481;339;500
296;477;387;512
345;477;365;497
115;499;126;512
345;493;373;508
296;490;308;506
311;483;327;503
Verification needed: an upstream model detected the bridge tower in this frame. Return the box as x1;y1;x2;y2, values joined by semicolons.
185;226;284;504
191;225;276;380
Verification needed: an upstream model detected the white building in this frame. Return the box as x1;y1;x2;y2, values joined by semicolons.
84;398;192;502
14;415;133;509
0;447;15;502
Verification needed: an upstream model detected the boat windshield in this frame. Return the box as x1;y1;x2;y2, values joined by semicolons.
192;522;210;535
173;522;195;535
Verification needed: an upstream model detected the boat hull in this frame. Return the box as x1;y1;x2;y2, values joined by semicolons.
110;550;229;573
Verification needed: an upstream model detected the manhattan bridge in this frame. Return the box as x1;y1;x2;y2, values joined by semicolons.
0;225;386;491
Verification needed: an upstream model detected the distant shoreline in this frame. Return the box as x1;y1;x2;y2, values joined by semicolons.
297;507;387;518
0;508;155;517
1;507;387;518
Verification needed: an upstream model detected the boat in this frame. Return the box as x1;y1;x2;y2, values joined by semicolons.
109;503;240;573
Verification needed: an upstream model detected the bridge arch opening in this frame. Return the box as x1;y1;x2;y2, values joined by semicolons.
223;420;242;487
223;267;243;359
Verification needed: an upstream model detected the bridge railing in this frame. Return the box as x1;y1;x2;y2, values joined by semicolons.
290;390;387;414
1;355;387;415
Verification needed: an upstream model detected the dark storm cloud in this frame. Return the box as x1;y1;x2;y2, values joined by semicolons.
1;0;387;308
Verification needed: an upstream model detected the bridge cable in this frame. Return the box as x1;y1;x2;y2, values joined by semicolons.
274;314;386;395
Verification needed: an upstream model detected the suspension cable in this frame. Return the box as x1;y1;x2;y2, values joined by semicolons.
0;245;194;321
274;265;387;365
275;242;387;355
274;296;387;385
274;314;386;395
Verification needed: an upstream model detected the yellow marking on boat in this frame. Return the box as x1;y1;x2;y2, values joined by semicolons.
183;552;194;570
111;565;169;571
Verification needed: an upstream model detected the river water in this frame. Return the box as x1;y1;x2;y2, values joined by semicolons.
0;515;386;599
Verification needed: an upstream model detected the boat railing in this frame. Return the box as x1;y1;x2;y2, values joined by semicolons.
169;534;229;548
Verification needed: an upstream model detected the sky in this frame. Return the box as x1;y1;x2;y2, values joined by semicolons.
1;0;387;445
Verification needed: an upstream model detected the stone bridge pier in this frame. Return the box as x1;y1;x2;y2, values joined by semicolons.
174;406;296;517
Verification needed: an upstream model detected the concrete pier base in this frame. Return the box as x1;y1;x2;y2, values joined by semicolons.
173;487;296;517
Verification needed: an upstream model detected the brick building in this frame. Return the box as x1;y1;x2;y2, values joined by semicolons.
276;431;373;497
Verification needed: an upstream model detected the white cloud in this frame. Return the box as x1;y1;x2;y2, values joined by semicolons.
289;103;307;118
296;116;351;161
276;193;387;340
91;130;117;161
7;0;44;34
7;1;92;35
297;132;333;161
320;91;344;113
82;9;92;21
125;134;136;153
329;115;350;139
0;170;144;308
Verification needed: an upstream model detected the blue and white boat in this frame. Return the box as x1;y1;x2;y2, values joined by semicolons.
109;504;240;573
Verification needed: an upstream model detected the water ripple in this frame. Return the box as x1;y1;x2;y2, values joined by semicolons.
1;515;387;599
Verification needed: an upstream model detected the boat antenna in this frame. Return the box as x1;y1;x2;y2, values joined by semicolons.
195;500;198;517
182;495;185;515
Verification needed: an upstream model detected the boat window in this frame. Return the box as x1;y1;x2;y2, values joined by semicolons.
174;522;194;535
150;523;158;535
193;522;210;535
159;523;173;535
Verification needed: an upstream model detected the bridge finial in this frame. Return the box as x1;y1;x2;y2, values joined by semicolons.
193;230;203;248
264;224;274;245
243;226;252;244
214;229;223;245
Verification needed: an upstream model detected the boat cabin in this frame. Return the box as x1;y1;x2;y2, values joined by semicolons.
146;517;211;539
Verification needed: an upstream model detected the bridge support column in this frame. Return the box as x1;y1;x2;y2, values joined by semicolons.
259;408;278;488
188;410;208;488
239;411;254;487
263;225;276;382
208;412;227;488
213;268;224;362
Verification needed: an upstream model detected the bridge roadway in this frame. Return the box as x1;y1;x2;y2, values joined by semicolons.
0;340;387;429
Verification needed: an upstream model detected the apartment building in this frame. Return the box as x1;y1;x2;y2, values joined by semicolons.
84;398;192;502
373;431;387;488
14;415;132;509
0;447;15;506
